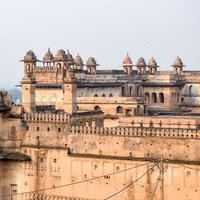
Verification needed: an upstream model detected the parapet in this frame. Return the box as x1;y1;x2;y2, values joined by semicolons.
70;126;200;140
23;113;70;123
32;66;56;73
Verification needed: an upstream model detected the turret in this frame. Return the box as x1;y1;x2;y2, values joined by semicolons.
136;57;146;75
122;53;133;75
172;56;184;75
63;70;77;114
21;72;36;113
20;50;38;73
147;57;158;75
86;57;98;74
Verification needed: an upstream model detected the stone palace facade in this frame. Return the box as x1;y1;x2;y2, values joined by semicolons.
1;49;200;200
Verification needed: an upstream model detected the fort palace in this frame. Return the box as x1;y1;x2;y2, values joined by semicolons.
1;49;200;200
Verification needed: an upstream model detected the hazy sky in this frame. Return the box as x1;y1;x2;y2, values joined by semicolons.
0;0;199;88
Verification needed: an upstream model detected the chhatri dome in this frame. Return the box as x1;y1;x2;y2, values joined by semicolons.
137;57;146;67
173;56;184;67
54;49;66;60
74;54;84;66
43;48;54;61
148;57;157;67
122;53;133;65
86;57;98;66
23;50;37;62
66;50;74;63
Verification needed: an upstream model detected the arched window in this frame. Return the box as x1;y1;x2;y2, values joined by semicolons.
109;93;113;97
145;92;150;103
102;94;106;97
122;86;126;96
56;63;61;69
181;97;185;104
189;85;193;96
94;105;101;110
77;106;79;111
94;94;98;97
116;106;123;114
159;92;164;103
152;93;157;103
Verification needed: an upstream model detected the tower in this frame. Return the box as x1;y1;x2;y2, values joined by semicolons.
122;53;133;75
172;56;184;75
21;72;36;113
63;70;77;114
136;57;146;75
86;57;98;74
20;50;38;73
147;57;158;75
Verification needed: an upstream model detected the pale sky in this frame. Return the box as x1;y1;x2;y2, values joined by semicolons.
0;0;199;88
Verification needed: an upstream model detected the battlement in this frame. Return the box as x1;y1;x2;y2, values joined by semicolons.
23;113;70;123
32;66;56;73
70;126;200;139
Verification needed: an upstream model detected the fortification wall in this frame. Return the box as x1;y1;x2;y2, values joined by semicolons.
2;114;200;200
19;147;200;200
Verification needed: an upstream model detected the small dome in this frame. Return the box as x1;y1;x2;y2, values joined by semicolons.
43;48;54;61
122;53;132;65
137;57;146;67
66;50;74;63
75;54;84;66
173;56;183;67
86;57;98;66
54;49;66;60
23;50;37;61
148;57;157;67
